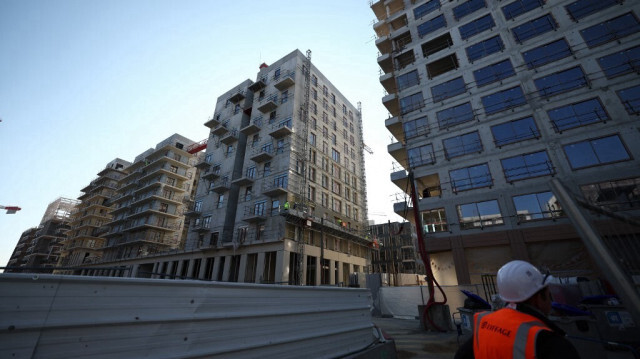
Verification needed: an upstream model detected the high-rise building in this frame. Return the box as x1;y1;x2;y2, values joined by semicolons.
370;222;422;276
178;49;371;285
371;0;640;285
7;197;78;273
100;134;200;263
56;158;130;273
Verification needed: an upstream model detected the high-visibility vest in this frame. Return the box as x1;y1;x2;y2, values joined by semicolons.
473;308;551;359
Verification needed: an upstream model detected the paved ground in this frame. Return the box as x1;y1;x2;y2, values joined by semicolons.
372;317;465;359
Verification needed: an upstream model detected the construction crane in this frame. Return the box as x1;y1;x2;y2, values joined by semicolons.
1;205;21;214
187;138;208;154
363;143;373;155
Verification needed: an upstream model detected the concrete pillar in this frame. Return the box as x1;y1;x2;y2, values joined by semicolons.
166;261;175;279
238;254;248;283
222;255;232;282
301;254;308;285
186;259;196;279
315;255;321;285
337;261;344;286
152;262;159;279
130;264;139;278
451;236;471;285
198;258;209;279
175;260;185;279
212;257;222;281
276;250;288;284
256;252;266;284
329;259;336;285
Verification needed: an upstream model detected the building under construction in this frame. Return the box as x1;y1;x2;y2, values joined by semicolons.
370;221;423;279
6;197;79;273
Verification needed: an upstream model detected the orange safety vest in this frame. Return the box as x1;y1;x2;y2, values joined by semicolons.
473;308;551;359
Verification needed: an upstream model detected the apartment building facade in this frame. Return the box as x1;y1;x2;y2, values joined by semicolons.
7;198;78;273
372;0;640;285
165;50;372;285
57;158;130;272
370;221;422;275
100;134;200;263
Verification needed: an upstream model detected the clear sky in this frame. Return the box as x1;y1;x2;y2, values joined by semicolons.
0;0;404;268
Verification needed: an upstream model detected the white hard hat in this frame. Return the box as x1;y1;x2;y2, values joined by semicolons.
497;260;551;303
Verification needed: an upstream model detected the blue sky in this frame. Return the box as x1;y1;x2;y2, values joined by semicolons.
0;0;403;267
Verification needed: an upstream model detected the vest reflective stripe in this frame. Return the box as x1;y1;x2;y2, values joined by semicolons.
473;309;550;359
513;321;547;359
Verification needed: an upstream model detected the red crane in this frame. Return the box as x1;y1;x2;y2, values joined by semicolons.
187;138;208;154
1;205;21;214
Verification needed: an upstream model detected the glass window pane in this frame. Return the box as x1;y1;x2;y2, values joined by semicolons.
437;102;474;128
548;98;607;132
580;13;640;48
592;136;630;163
460;14;495;40
522;39;572;69
512;14;556;43
597;46;640;79
564;141;598;168
617;85;640;114
431;77;466;102
502;0;544;20
453;0;486;21
566;0;618;21
481;86;526;115
414;0;441;19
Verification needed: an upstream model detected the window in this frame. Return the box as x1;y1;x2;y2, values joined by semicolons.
279;117;292;128
581;177;640;211
513;192;563;222
271;199;280;214
473;59;515;87
309;133;316;146
453;0;486;21
481;86;526;115
263;162;271;177
617;85;640;114
417;14;447;38
281;90;288;103
414;0;440;19
332;180;341;195
598;46;640;79
309;166;316;182
321;192;329;207
403;116;429;139
322;174;328;188
274;173;288;188
312;75;317;86
331;93;336;104
522;39;572;69
511;14;557;43
254;200;266;216
408;144;435;167
331;133;337;145
251;135;260;148
312;88;317;100
443;131;481;159
399;92;424;114
534;67;587;98
217;194;224;208
580;13;640;48
502;0;544;20
459;14;495;40
308;186;316;202
246;166;256;178
491;117;539;147
422;33;454;58
323;85;328;96
244;186;252;201
566;0;619;21
437;102;474;128
548;98;607;132
465;36;504;63
501;151;554;182
397;70;420;91
332;198;342;213
194;200;202;212
422;208;448;233
202;216;212;228
276;139;285;154
564;135;630;169
431;77;466;102
457;200;503;229
450;163;492;192
274;68;281;80
332;149;341;163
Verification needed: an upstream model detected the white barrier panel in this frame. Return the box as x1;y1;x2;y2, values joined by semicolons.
0;274;375;359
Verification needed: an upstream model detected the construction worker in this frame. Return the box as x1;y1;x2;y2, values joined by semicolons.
283;201;290;211
454;260;580;359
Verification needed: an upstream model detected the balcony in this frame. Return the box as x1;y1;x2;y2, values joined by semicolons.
373;18;389;38
242;206;267;223
274;71;295;91
220;129;239;144
210;179;230;193
257;94;278;113
263;181;288;197
387;141;407;167
202;166;221;181
248;79;266;92
377;53;393;74
379;72;397;94
204;115;221;129
370;0;386;21
228;91;246;103
211;123;230;136
250;147;274;163
376;35;392;55
268;123;293;139
241;118;263;135
232;176;255;186
385;116;403;143
192;222;210;232
382;93;399;116
194;159;212;170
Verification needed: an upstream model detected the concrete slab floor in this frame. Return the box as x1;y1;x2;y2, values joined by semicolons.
373;317;462;359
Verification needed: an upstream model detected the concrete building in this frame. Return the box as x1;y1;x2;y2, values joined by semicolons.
57;158;131;272
170;49;371;285
371;0;640;285
370;221;423;276
100;134;200;264
6;198;78;273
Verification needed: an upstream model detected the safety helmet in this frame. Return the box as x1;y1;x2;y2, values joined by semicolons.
497;260;551;303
